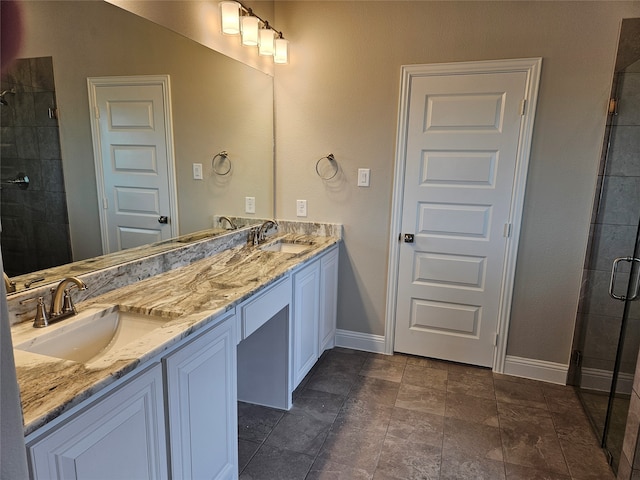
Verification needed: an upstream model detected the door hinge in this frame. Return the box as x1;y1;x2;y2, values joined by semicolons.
608;98;618;116
493;333;498;346
503;223;512;238
572;350;582;367
94;106;100;119
102;197;108;209
519;99;527;116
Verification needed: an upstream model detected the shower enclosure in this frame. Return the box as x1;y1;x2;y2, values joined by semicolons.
0;57;71;277
571;18;640;474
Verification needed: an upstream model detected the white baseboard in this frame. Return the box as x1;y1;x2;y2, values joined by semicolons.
580;367;634;394
334;329;386;354
503;355;569;385
332;337;572;387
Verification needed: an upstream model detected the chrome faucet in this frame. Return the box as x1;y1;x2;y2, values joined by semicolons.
256;220;278;245
219;216;238;230
49;277;88;322
3;271;16;293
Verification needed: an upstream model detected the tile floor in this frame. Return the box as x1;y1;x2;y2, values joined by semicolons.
238;348;616;480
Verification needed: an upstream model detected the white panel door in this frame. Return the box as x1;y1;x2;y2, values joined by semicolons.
394;68;529;367
89;76;177;253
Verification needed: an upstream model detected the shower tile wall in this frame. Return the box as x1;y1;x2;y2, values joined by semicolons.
576;59;640;397
0;57;71;277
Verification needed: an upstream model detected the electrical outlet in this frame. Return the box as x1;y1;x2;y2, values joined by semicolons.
192;163;203;180
357;168;370;187
296;199;307;217
245;196;256;214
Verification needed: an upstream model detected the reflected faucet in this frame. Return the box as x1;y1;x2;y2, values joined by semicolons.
49;277;87;321
219;216;238;230
3;272;16;293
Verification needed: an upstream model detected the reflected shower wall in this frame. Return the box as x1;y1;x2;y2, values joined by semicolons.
0;57;71;276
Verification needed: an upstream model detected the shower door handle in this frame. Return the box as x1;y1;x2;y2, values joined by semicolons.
609;256;640;301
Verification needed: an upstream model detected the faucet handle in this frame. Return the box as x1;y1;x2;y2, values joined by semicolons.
62;287;81;315
248;227;259;246
20;296;49;328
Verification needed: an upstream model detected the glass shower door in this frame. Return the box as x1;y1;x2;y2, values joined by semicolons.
603;219;640;467
571;20;640;472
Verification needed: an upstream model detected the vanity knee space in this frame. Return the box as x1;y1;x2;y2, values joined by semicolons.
236;244;339;409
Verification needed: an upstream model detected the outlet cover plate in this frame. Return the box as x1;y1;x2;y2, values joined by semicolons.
357;168;370;187
245;196;256;214
296;199;307;217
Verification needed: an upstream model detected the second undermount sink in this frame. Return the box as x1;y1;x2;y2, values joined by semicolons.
260;240;314;254
15;305;171;364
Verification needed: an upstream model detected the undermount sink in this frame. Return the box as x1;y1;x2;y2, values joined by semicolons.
260;240;313;254
15;305;171;364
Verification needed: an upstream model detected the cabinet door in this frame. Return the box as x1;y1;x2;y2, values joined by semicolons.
164;314;237;480
28;364;167;480
292;260;320;388
319;246;339;354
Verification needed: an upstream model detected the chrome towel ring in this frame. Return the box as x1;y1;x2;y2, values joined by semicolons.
212;151;232;176
315;153;338;180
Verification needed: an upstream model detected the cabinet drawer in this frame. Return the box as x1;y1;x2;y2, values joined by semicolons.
241;276;291;339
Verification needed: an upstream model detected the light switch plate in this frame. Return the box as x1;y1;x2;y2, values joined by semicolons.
193;163;203;180
296;199;307;217
358;168;370;187
245;196;256;214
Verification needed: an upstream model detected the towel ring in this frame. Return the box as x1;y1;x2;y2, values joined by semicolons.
212;151;231;176
315;154;338;180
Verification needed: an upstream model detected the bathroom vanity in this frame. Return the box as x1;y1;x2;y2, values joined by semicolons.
11;226;340;479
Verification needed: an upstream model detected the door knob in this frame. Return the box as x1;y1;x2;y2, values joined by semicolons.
158;216;169;224
403;233;414;243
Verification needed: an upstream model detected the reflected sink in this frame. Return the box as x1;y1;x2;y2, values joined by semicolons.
260;240;313;254
15;305;171;364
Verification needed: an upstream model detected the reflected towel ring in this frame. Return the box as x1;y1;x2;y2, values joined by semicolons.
212;151;232;176
315;154;338;180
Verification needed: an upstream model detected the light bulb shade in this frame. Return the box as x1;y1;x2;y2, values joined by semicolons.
274;37;289;64
241;16;259;46
220;1;240;35
258;28;275;56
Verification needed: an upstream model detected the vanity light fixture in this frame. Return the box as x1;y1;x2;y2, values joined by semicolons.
274;34;289;65
241;15;259;46
220;1;241;35
258;26;275;56
219;1;288;64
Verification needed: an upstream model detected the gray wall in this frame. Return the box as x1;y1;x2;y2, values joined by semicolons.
273;1;640;365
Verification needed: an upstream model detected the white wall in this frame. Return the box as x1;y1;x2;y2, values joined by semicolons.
273;1;640;365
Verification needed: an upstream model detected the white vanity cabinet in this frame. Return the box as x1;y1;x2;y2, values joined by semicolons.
27;364;168;480
164;311;237;480
291;244;339;389
292;259;320;387
319;245;339;354
26;313;237;480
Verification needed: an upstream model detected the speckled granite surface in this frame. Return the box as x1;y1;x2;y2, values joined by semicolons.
12;224;340;437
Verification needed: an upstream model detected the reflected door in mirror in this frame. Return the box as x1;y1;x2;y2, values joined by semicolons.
89;76;178;254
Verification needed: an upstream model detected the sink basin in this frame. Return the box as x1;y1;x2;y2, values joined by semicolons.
260;240;313;254
15;305;171;364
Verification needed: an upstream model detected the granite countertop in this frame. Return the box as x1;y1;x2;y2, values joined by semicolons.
13;233;338;436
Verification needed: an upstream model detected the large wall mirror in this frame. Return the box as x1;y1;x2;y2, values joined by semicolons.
0;0;274;294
